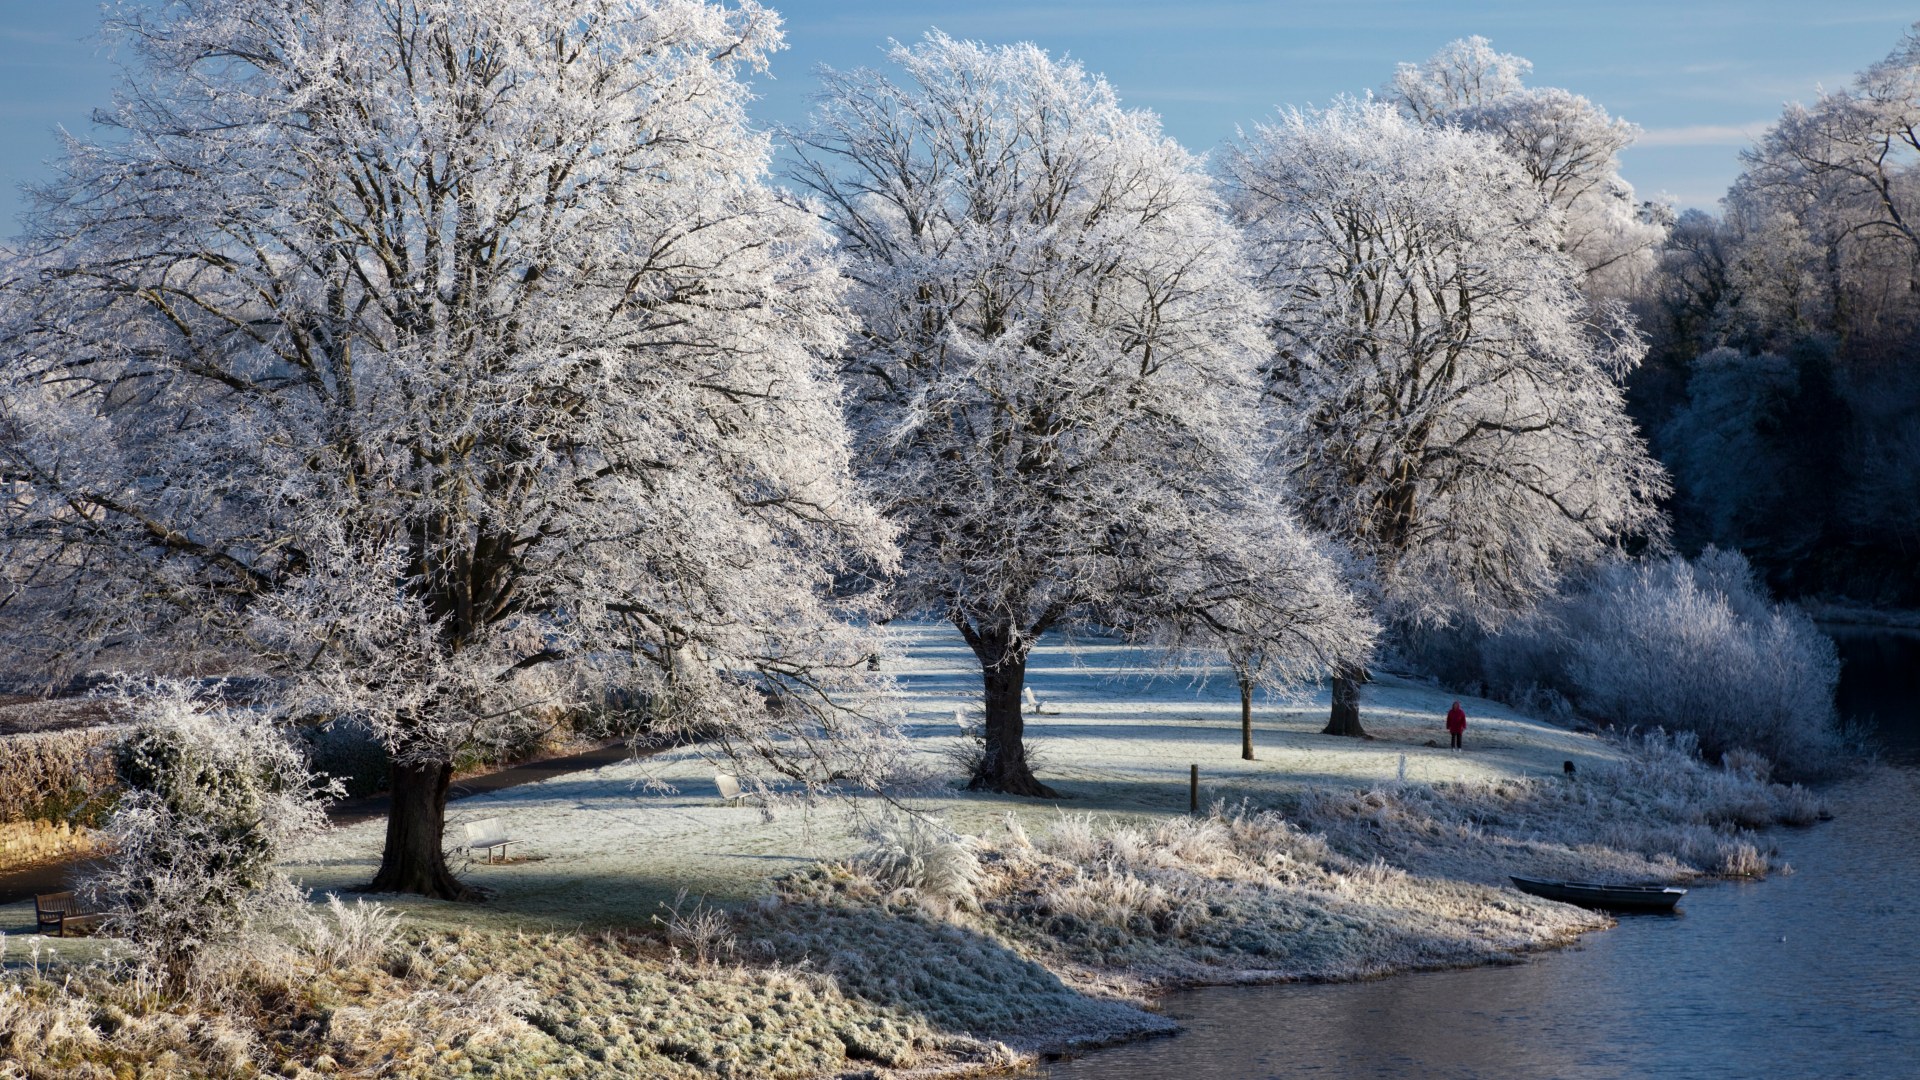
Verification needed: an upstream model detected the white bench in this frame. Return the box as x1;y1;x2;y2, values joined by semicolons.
464;817;523;864
715;773;746;805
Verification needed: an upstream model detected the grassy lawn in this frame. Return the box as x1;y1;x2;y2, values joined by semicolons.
280;623;1624;934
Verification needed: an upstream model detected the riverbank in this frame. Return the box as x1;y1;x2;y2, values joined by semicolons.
1805;599;1920;630
0;624;1829;1077
1045;763;1918;1079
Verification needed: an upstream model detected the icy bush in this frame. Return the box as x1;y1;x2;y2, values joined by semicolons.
1563;550;1846;778
1454;549;1848;779
79;681;336;991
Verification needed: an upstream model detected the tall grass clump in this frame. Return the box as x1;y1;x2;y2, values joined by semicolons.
857;815;983;914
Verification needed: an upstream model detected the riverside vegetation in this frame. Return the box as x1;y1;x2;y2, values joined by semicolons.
0;635;1833;1079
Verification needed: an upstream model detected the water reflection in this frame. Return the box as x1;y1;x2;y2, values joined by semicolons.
1045;629;1920;1079
1829;626;1920;766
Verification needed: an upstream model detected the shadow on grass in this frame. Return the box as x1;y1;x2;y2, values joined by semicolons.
751;897;1174;1054
324;856;1171;1059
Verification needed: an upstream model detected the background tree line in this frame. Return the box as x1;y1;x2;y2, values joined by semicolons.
1638;24;1920;607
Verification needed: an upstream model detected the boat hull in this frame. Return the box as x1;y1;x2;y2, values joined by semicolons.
1510;875;1687;912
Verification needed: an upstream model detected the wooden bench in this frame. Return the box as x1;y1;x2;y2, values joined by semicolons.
463;818;523;864
35;891;102;937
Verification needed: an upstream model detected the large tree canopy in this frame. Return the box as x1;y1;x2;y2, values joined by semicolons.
1224;99;1668;734
0;0;898;898
1387;36;1668;302
790;33;1371;795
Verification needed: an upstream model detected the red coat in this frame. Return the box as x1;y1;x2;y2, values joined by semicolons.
1445;705;1467;734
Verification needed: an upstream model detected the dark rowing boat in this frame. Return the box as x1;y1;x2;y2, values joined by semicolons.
1510;875;1688;912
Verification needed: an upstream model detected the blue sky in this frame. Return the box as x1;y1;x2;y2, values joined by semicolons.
1;1;1914;236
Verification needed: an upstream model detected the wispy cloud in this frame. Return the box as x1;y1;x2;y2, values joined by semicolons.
1635;121;1773;148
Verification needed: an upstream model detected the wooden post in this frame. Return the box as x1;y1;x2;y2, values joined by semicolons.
1189;763;1199;814
1239;671;1255;761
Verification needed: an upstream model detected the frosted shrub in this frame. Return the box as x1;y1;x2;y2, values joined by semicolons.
858;816;982;913
1772;783;1826;827
80;682;335;992
1564;550;1846;779
1721;747;1773;783
1461;550;1847;779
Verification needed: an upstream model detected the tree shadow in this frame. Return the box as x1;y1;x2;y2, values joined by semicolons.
750;898;1175;1055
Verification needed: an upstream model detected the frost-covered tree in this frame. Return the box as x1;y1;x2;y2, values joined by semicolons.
1386;35;1529;123
790;33;1371;795
1746;21;1920;267
1653;209;1738;351
1224;100;1668;737
1638;23;1920;605
1388;37;1668;300
0;0;898;899
1129;489;1376;763
1658;347;1801;548
1738;22;1920;336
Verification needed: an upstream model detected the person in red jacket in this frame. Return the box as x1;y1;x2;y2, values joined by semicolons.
1445;701;1467;749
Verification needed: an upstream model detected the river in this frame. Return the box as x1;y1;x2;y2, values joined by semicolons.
1044;627;1920;1080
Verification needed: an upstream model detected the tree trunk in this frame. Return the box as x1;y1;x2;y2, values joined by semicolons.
964;629;1060;798
367;758;476;900
1239;670;1255;761
1322;668;1369;738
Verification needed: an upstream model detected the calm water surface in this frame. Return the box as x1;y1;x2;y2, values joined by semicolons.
1044;628;1920;1080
